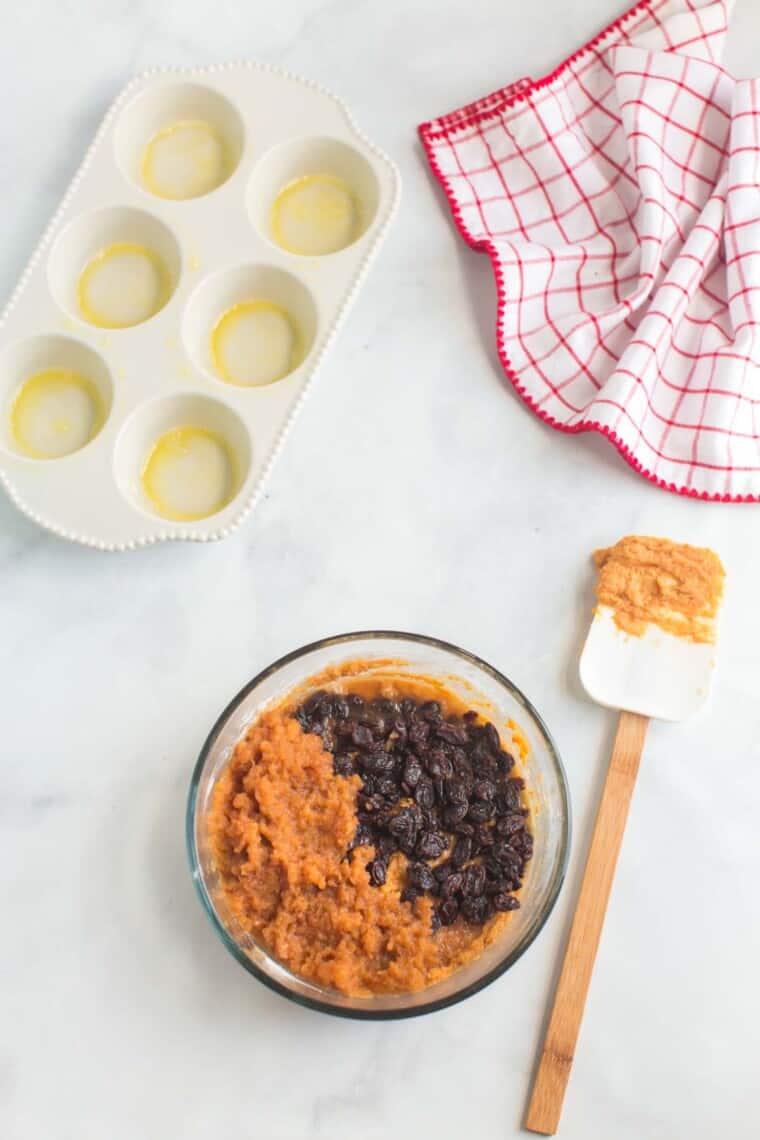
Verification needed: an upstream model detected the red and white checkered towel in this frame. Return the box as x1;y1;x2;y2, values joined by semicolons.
420;0;760;501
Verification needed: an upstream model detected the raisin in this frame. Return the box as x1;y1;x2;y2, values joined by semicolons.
392;719;408;745
407;862;437;892
467;800;493;824
483;722;501;753
492;893;520;912
416;831;448;860
409;720;430;748
438;898;459;926
461;895;490;924
451;750;471;777
333;754;355;777
376;835;397;859
468;738;490;767
474;822;495;848
436;721;469;746
303;690;330;718
441;871;464;898
358;752;383;775
351;724;374;749
360;707;386;733
498;750;515;773
419;700;443;723
360;792;388;814
389;809;419;852
408;802;424;829
348;822;373;851
425;748;453;779
452;835;473;867
367;858;387;886
425;749;444;778
434;860;454;883
512;831;534;861
414;779;435;810
375;698;400;718
389;807;416;833
419;808;437;832
446;779;468;806
473;779;496;802
496;814;525;838
443;802;469;827
500;777;525;810
493;841;522;869
332;696;350;720
403;757;423;788
462;863;486;897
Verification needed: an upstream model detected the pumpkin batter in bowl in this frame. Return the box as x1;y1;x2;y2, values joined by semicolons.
207;664;534;997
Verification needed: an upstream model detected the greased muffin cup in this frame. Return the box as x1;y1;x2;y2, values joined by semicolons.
0;65;399;549
188;632;570;1019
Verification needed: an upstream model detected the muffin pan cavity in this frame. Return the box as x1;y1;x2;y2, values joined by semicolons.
48;206;181;329
114;394;251;523
183;265;317;387
248;137;380;256
0;64;399;548
114;82;245;200
0;336;112;461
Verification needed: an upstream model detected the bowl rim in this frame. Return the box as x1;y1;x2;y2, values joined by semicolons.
186;629;571;1019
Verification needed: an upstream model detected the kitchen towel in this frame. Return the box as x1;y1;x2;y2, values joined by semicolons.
419;0;760;500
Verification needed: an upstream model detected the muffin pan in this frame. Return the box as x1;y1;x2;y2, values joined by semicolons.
0;65;399;548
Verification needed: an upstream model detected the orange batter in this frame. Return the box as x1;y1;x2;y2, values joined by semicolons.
594;535;725;643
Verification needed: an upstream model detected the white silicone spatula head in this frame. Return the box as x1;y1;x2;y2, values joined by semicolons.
579;537;724;722
579;605;720;722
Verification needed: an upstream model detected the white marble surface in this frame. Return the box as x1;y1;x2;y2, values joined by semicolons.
2;2;760;1137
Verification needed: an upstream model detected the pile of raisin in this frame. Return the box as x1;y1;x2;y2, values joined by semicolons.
294;690;533;931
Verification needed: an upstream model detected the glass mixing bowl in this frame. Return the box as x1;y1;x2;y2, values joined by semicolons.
187;631;570;1019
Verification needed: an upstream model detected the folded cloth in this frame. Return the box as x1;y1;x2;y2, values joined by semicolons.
419;0;760;501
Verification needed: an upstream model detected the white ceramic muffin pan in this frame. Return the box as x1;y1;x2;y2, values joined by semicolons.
0;64;400;549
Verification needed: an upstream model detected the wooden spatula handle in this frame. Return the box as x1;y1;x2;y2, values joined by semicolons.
525;709;649;1135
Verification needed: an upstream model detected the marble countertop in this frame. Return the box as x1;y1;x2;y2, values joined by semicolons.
2;1;760;1137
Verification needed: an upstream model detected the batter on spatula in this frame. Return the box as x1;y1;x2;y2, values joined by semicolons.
594;536;725;644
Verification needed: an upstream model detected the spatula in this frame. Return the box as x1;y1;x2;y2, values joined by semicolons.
524;565;722;1135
